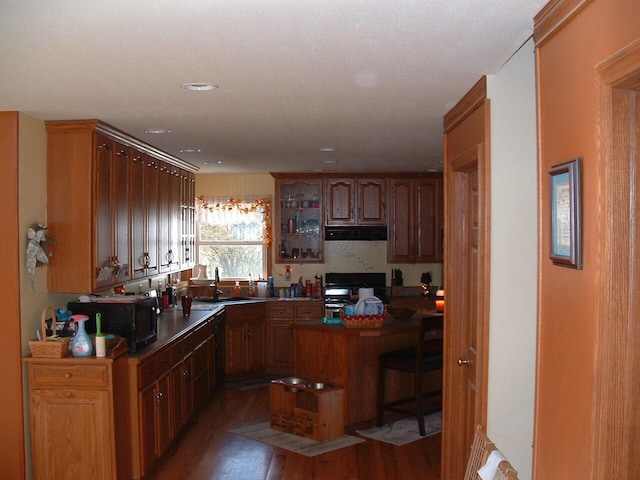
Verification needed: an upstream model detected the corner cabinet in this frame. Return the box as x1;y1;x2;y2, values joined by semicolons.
46;120;197;293
388;176;443;263
273;176;323;263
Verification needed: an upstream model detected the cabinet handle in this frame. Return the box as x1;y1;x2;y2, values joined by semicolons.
139;253;151;268
166;250;174;264
182;369;190;379
64;373;71;378
65;391;72;397
156;391;164;406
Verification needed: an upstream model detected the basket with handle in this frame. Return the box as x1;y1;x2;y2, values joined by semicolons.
29;306;71;358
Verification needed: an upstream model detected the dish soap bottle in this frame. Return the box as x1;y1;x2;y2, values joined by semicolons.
234;281;241;297
70;314;93;357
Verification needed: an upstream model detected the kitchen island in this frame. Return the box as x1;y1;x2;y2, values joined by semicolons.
292;312;443;426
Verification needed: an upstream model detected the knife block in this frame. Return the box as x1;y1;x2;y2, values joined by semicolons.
270;380;344;441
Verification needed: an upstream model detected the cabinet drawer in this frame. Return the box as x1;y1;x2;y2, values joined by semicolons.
226;303;267;323
191;342;209;378
268;304;295;318
156;348;173;375
30;364;109;389
137;358;157;390
295;303;324;319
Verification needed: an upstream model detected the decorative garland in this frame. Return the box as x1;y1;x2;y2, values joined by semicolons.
26;222;54;291
197;196;272;247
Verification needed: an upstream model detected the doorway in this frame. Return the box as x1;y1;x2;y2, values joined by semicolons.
441;79;491;479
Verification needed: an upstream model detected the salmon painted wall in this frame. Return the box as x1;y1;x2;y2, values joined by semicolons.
534;0;640;477
0;112;25;479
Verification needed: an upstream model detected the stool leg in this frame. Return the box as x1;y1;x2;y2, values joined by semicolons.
416;367;425;436
377;362;386;427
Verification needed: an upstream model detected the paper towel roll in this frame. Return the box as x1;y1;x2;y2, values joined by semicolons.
358;287;374;300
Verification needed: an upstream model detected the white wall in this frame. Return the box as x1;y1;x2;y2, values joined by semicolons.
486;37;538;479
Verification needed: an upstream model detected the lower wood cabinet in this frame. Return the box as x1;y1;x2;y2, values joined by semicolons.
24;351;130;480
128;311;219;479
267;300;324;376
224;302;267;378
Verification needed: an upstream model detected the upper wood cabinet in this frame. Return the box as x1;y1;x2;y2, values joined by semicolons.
324;177;386;226
274;176;323;263
46;120;197;293
388;176;443;263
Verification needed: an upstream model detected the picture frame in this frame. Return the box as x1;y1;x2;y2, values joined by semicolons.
549;158;582;269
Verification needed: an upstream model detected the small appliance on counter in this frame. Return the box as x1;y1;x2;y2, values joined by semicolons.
67;294;158;353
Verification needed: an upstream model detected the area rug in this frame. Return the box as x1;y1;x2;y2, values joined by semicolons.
230;422;365;456
356;411;442;446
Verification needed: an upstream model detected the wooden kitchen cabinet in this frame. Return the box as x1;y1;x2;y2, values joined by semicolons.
325;177;386;226
131;152;160;279
128;311;219;479
45;120;197;293
224;302;267;378
273;176;323;263
24;349;130;480
388;176;443;263
267;300;324;375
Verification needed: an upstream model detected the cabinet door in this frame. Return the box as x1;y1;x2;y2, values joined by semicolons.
387;178;414;262
170;362;185;434
94;134;115;289
191;341;210;412
181;353;195;422
31;389;114;480
357;178;386;225
325;178;355;225
158;162;173;273
246;322;266;374
145;157;160;276
415;178;443;262
139;384;158;473
225;323;246;375
131;152;147;279
275;178;323;263
156;372;172;455
268;318;294;370
168;164;182;270
113;143;131;283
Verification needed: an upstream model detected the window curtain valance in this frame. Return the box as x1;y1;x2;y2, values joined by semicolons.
196;195;272;246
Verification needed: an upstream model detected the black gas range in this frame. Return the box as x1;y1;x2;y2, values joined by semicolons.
323;272;389;316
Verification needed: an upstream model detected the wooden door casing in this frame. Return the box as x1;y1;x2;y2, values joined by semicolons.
442;79;490;480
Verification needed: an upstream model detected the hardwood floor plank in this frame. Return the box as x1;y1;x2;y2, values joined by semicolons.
148;384;441;480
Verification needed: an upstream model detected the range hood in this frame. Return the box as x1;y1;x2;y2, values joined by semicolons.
324;226;388;241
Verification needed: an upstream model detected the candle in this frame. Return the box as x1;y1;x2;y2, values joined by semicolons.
435;300;445;313
96;312;102;335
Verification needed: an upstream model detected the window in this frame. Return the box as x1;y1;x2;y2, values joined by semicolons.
197;196;271;280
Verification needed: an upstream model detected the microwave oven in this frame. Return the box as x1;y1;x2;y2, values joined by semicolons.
67;295;159;353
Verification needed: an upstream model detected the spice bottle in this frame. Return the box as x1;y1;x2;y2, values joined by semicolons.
233;281;241;297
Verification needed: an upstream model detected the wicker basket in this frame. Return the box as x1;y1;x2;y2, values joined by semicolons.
340;310;386;329
29;306;71;358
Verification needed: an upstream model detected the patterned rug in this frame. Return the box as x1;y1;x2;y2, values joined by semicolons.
230;422;365;456
356;411;442;446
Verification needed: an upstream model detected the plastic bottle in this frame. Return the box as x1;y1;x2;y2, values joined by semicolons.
70;314;93;357
248;273;256;297
234;281;241;297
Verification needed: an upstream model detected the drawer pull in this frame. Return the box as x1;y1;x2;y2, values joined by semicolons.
64;373;71;378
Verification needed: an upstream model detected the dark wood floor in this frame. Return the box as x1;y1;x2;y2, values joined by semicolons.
147;382;442;480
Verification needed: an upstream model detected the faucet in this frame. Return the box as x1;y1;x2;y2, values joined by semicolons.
213;267;222;300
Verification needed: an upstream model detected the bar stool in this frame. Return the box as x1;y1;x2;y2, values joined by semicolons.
377;315;443;436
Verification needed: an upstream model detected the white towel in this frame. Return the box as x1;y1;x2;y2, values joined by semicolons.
478;449;508;480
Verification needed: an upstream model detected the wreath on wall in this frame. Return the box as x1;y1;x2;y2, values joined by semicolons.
26;222;54;291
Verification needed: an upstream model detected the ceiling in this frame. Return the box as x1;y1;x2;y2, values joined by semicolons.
0;0;547;174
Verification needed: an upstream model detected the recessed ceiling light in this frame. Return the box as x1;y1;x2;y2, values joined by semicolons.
319;147;336;152
181;83;218;91
322;160;337;164
179;148;202;153
144;128;171;134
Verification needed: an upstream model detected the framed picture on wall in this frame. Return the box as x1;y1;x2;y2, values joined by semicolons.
549;157;582;269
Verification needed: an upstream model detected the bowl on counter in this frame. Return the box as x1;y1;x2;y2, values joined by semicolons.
190;278;213;286
387;307;417;319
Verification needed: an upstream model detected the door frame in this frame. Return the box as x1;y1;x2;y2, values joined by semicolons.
591;38;640;479
442;79;491;478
